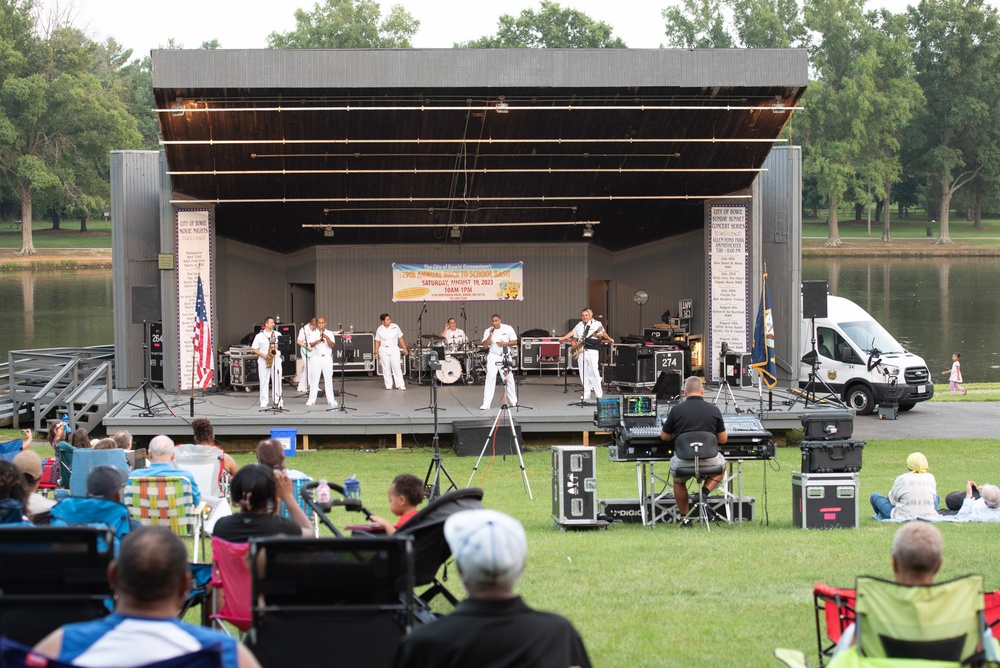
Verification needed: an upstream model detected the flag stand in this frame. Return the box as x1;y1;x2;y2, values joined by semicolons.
750;265;778;408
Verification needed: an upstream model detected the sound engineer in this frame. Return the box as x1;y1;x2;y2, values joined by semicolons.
660;376;728;525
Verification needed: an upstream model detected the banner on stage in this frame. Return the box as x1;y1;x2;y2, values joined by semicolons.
391;262;524;302
707;204;749;383
175;208;213;391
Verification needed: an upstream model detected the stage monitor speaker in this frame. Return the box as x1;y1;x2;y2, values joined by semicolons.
653;371;682;401
452;419;522;457
802;281;828;319
131;286;161;324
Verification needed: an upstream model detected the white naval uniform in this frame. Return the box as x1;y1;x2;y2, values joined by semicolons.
572;319;605;400
296;324;315;392
482;323;518;408
306;327;337;406
375;323;406;389
252;328;282;407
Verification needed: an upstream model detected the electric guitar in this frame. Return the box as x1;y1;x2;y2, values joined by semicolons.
571;324;604;360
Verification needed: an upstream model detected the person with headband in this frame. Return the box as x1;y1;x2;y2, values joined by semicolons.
870;452;939;521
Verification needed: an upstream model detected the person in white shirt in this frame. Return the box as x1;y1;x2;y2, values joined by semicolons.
560;308;614;402
305;317;338;407
442;317;470;379
252;317;281;409
296;318;317;393
374;313;409;390
480;314;518;410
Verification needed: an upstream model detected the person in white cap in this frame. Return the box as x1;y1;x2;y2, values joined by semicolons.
394;509;591;668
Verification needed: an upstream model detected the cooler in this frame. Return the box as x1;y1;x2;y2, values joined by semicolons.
792;472;859;529
551;446;597;526
800;439;864;473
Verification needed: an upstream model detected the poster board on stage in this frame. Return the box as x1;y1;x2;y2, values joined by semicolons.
175;208;213;391
707;204;749;383
392;262;524;302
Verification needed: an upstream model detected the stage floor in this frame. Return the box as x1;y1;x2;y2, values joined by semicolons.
103;373;820;444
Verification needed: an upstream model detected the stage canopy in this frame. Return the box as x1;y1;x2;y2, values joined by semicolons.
152;48;807;253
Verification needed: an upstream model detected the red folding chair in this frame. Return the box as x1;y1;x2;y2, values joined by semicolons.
813;582;856;667
985;589;1000;641
210;536;252;635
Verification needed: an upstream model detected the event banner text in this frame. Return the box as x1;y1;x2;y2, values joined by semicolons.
392;262;524;302
175;208;213;391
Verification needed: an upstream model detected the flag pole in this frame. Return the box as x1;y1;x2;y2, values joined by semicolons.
190;341;196;417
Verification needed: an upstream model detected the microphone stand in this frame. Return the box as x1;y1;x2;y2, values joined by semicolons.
332;333;356;412
510;327;532;411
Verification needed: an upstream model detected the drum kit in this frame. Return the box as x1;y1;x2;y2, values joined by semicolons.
414;333;497;385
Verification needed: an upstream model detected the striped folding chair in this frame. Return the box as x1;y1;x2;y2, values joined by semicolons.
123;476;207;560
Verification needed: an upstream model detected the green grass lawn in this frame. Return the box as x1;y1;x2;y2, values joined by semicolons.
8;432;997;667
0;220;112;249
803;215;1000;240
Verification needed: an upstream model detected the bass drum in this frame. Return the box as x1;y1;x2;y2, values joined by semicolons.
435;357;463;384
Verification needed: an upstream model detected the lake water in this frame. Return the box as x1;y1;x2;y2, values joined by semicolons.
3;259;998;381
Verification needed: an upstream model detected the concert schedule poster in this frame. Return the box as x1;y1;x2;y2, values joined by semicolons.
175;208;213;391
391;262;524;302
707;204;749;383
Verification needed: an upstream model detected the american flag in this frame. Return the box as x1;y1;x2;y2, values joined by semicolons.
192;275;214;389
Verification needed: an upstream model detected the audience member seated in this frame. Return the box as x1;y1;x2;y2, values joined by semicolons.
129;435;201;506
212;465;313;541
0;459;32;525
370;473;424;536
395;509;592;668
113;431;133;452
955;482;1000;522
833;522;943;655
0;428;31;462
192;418;239;480
93;438;118;450
51;466;135;551
870;452;938;521
32;526;260;667
13;450;55;523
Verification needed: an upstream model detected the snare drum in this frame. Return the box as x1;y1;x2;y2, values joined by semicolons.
435;357;463;384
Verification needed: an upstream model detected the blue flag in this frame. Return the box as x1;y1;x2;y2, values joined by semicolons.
751;269;777;389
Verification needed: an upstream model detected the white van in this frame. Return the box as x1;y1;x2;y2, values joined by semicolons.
799;296;934;415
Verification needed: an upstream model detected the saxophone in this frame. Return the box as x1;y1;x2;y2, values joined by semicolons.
266;331;277;369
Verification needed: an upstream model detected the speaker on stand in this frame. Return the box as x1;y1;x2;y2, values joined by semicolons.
802;281;828;319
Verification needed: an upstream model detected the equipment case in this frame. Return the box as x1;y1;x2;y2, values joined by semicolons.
800;410;854;440
552;446;598;526
800;439;864;473
792;472;859;529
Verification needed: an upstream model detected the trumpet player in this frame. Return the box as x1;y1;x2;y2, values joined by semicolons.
253;316;282;409
305;316;337;407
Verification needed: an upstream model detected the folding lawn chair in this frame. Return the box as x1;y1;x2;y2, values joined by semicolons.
247;535;416;668
210;536;252;635
68;448;129;498
814;582;857;667
0;439;24;463
50;496;132;555
0;637;225;668
0;527;113;646
123;476;207;560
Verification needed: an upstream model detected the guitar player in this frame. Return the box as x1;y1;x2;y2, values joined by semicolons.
560;308;614;403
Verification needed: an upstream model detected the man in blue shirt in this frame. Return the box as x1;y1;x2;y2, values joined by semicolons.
129;435;201;505
33;526;259;667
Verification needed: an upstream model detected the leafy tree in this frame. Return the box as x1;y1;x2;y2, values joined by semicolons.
661;0;734;47
729;0;807;47
907;0;1000;244
267;0;418;48
458;1;626;48
118;55;157;149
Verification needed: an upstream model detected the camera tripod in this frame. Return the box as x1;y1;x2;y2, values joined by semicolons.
423;355;457;501
796;317;846;409
468;359;532;499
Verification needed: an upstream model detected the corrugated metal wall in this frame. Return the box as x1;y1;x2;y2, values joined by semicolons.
111;151;161;389
757;146;802;381
216;240;288;346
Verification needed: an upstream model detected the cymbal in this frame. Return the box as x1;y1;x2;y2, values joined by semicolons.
421;333;445;341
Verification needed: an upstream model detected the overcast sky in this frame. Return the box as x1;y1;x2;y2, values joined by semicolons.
61;0;952;59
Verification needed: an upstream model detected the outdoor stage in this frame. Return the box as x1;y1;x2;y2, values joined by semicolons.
103;372;821;445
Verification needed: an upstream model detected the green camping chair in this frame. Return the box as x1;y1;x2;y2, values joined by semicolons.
854;575;997;664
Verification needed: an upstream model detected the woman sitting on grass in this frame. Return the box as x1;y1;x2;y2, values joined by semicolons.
870;452;938;521
212;464;314;541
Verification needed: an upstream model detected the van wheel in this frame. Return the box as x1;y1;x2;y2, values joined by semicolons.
898;403;915;412
846;385;874;415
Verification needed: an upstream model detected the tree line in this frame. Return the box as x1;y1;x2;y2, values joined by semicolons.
2;0;997;254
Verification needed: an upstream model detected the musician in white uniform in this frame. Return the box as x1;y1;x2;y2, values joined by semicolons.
252;317;281;408
480;314;518;410
374;313;409;390
296;317;317;393
560;308;614;402
442;318;471;379
305;317;337;407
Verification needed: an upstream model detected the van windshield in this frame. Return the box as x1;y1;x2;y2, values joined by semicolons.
839;320;905;354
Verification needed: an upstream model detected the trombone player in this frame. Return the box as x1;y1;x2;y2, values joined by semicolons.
252;316;282;409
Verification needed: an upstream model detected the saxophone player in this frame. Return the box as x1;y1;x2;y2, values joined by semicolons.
252;316;282;409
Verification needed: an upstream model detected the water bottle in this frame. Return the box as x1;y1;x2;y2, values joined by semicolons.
316;479;331;504
344;475;361;499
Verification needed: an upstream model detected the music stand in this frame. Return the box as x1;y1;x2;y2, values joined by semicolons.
121;320;174;417
509;330;532;411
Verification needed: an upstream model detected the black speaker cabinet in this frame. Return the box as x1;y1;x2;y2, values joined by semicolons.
452;419;523;456
802;281;829;319
613;345;657;385
653;371;682;400
131;285;161;324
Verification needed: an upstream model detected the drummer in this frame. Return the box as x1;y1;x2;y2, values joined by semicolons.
441;317;471;379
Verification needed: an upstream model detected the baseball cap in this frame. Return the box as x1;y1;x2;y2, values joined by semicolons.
86;465;128;501
13;450;43;483
444;509;527;587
